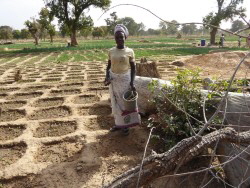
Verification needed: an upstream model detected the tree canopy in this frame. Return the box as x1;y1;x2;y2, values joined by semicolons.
45;0;110;46
0;26;13;41
92;27;104;39
105;12;118;35
105;13;147;36
20;29;30;39
159;20;179;35
230;19;246;32
24;18;42;45
181;24;197;35
12;30;21;40
203;0;246;44
39;7;56;43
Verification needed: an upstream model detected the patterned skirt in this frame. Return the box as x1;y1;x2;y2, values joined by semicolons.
109;70;172;128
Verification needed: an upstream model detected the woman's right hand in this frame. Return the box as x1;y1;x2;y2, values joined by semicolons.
104;79;111;86
104;75;111;86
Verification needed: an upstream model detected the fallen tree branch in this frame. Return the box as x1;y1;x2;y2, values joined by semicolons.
104;128;250;188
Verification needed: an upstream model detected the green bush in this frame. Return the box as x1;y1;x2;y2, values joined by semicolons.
148;69;218;151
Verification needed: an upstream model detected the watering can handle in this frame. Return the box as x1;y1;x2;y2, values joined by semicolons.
130;82;136;91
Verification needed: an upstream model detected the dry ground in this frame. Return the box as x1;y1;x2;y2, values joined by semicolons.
0;50;249;188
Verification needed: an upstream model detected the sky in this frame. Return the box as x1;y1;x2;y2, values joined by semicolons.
0;0;250;30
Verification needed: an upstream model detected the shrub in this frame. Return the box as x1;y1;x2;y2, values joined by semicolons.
148;69;218;151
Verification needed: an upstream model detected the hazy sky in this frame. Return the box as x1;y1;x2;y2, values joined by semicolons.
0;0;250;30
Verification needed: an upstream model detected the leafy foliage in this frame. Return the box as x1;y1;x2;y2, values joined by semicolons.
92;27;104;39
39;7;56;43
148;69;217;150
12;30;21;40
45;0;110;46
105;12;119;35
105;12;147;36
230;19;246;32
181;24;197;35
159;20;179;35
203;0;246;44
24;19;42;45
20;29;31;39
0;26;13;41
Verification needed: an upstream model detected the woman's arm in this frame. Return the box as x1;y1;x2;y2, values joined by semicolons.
129;61;136;91
104;60;111;86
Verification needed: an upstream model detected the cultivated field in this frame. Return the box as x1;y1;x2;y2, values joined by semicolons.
0;36;249;187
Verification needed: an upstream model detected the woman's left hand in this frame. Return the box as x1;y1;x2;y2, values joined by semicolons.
130;82;136;91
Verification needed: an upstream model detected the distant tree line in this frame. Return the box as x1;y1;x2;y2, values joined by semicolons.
0;0;248;45
0;26;30;41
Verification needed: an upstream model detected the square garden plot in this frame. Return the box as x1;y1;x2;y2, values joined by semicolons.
35;140;83;164
0;109;26;122
0;124;26;141
49;89;81;96
74;94;100;104
0;100;27;110
32;97;64;108
0;142;27;169
8;92;43;100
28;106;71;120
34;120;77;138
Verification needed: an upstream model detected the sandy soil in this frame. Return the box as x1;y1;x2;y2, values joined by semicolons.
0;50;249;188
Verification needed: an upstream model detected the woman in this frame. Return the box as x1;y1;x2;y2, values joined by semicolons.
247;33;250;48
219;33;225;48
104;24;140;135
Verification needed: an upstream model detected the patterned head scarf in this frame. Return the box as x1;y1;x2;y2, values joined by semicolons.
114;24;129;38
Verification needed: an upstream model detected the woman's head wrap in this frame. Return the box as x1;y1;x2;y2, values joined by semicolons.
114;24;129;38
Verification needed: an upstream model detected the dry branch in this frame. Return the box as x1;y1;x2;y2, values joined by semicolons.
104;128;250;188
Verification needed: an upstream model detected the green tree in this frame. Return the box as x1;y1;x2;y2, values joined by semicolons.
203;0;246;44
105;12;118;35
230;19;245;32
24;19;42;45
159;20;179;35
100;26;109;37
166;20;179;35
197;25;210;35
118;17;139;36
92;27;104;39
181;24;197;35
80;27;92;39
159;21;167;35
12;30;21;40
147;28;161;35
0;26;13;41
59;23;70;38
135;22;145;36
39;7;56;43
45;0;110;46
20;29;30;39
47;25;56;43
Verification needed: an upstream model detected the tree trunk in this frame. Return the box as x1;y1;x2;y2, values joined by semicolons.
210;27;218;45
104;128;250;188
34;36;39;45
70;29;78;46
50;35;53;43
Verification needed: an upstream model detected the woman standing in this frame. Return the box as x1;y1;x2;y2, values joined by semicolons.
247;33;250;48
219;33;225;48
104;24;140;135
